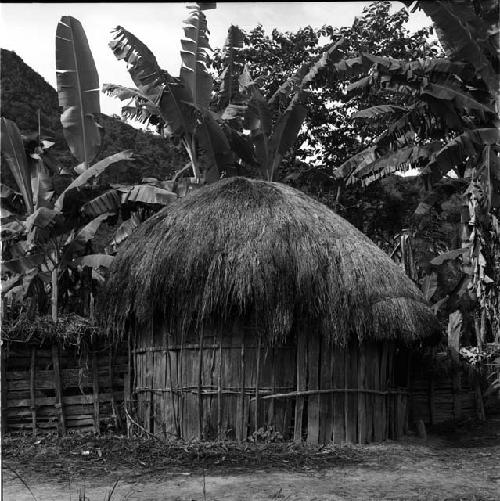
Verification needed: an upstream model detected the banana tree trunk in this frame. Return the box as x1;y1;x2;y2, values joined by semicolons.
51;267;58;322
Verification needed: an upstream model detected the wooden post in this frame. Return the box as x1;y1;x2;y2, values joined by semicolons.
51;267;58;323
125;329;132;437
198;329;204;440
380;344;388;440
294;335;307;442
92;352;100;435
332;347;345;444
217;331;223;440
236;337;246;441
319;334;333;444
447;310;462;363
428;376;435;426
30;347;37;435
357;344;367;444
254;335;261;434
51;344;66;435
1;343;8;435
346;346;358;443
474;373;485;421
306;334;320;444
108;348;119;428
452;367;462;420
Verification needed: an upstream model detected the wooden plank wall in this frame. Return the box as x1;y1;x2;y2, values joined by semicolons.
134;326;411;444
409;363;481;426
4;342;127;435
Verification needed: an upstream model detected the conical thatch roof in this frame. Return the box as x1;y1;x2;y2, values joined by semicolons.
100;177;440;345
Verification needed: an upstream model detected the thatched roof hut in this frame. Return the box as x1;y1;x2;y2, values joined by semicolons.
102;176;438;345
101;177;440;443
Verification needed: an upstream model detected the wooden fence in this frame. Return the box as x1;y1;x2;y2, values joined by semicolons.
2;340;127;434
409;352;485;425
132;325;410;444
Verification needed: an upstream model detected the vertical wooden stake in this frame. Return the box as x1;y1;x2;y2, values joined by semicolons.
30;347;37;436
307;334;320;444
254;336;261;434
51;268;58;322
428;376;435;426
92;352;100;435
198;329;204;440
294;335;307;442
237;338;246;442
1;343;8;435
217;331;223;440
474;373;485;421
125;329;132;437
51;344;66;435
357;344;367;444
108;348;119;428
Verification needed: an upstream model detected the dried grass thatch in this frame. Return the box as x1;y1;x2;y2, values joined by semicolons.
2;312;98;349
100;177;440;346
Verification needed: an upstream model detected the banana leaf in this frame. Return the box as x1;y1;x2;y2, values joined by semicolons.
109;26;170;100
217;25;245;109
426;128;500;184
102;83;146;101
417;1;498;94
55;150;134;210
73;253;114;269
56;16;101;167
61;213;113;264
109;212;142;250
0;118;33;213
196;112;233;182
31;159;54;210
121;185;178;205
180;4;213;109
82;190;122;217
26;207;67;248
352;105;408;119
265;105;307;181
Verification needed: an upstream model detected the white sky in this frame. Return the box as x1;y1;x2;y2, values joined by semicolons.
0;2;432;118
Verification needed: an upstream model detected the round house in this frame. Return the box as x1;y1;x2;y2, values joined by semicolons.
101;177;439;444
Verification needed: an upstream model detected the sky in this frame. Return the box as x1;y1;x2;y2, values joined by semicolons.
0;2;433;118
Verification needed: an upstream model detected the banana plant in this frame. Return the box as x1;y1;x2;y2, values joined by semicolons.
106;3;233;186
1;16;180;320
217;35;346;181
335;0;500;346
106;4;349;186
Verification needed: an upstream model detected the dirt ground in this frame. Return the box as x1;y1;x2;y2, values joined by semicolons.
2;416;500;501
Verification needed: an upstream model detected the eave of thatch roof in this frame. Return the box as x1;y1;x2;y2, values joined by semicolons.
99;177;440;346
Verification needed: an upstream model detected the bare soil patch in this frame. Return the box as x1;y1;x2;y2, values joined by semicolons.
2;416;500;500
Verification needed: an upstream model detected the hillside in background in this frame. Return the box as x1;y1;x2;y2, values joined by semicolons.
0;49;187;187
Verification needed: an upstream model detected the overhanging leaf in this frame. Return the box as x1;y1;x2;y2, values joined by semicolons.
352;105;408;120
61;213;113;264
196;112;233;182
81;189;121;217
121;185;178;205
55;150;134;210
109;26;171;100
56;16;101;167
0;118;33;213
180;3;214;109
421;272;438;301
74;253;114;269
426;128;500;183
430;246;470;265
102;83;146;101
417;1;498;94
